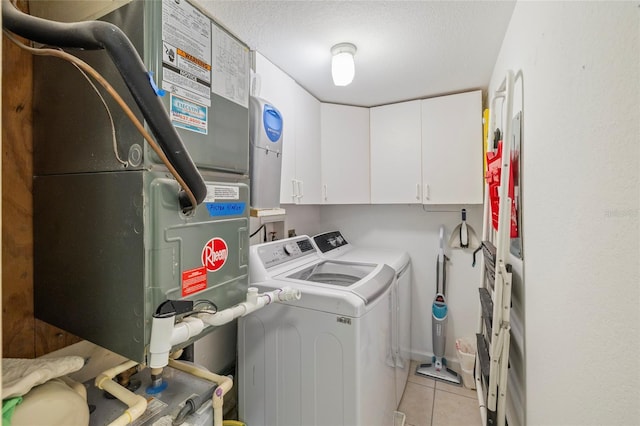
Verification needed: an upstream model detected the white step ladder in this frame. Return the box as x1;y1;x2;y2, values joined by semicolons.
475;69;522;426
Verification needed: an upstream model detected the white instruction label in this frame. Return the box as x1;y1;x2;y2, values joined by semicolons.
162;0;212;106
205;185;240;202
211;24;249;108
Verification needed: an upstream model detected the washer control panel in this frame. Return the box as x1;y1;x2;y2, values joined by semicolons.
313;231;349;253
257;236;317;269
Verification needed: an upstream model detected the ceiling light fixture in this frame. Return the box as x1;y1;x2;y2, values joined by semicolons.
331;42;357;86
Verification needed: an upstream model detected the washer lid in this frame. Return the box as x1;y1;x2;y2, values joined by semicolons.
285;260;374;286
281;261;395;307
253;263;394;317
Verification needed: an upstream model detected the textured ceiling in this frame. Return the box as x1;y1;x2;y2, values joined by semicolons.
201;1;516;107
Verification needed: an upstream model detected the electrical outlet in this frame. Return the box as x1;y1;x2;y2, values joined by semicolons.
288;229;296;238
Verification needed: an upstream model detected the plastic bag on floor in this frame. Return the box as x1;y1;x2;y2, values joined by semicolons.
456;338;477;389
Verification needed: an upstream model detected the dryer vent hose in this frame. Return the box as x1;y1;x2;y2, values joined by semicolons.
2;0;206;211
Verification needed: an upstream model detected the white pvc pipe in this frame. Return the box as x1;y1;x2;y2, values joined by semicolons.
150;315;207;368
98;286;302;425
171;316;205;346
148;315;174;369
149;287;302;368
199;286;301;327
94;360;147;426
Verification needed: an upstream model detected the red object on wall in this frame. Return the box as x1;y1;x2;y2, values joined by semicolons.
182;266;207;297
485;141;518;237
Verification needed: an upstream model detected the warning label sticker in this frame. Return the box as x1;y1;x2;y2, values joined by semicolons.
181;266;207;297
162;0;212;106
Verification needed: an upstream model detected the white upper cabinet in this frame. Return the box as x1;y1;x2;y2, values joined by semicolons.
254;58;481;207
421;90;483;204
254;53;297;204
292;84;322;204
370;100;422;203
255;53;321;204
320;104;370;204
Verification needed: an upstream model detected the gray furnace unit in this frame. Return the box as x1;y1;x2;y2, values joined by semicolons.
30;0;251;363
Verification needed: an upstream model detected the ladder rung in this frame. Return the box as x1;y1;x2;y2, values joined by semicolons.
487;407;498;426
479;288;494;336
482;241;497;268
476;333;491;383
481;241;497;288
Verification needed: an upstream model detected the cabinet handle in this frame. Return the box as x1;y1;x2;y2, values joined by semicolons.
424;184;430;201
292;179;298;201
416;183;421;200
323;184;328;201
297;180;304;199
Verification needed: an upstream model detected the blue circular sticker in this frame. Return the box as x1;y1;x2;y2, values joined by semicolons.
263;104;283;142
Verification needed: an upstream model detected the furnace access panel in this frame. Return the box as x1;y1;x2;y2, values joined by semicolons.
32;0;251;363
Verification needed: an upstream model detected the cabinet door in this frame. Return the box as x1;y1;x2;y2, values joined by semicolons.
421;91;483;204
320;104;370;204
370;101;422;204
293;84;322;204
255;53;298;204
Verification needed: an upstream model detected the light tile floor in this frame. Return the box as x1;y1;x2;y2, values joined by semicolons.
398;361;482;426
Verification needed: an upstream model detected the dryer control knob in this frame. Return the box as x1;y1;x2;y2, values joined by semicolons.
283;243;296;255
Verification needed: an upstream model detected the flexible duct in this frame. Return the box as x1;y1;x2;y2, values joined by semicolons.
2;0;206;210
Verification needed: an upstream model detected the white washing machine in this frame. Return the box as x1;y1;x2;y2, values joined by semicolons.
239;235;397;426
312;230;412;405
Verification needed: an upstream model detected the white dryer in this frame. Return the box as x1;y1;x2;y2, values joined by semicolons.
312;230;412;405
239;235;397;426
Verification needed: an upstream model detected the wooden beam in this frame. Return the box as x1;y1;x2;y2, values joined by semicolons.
2;1;80;358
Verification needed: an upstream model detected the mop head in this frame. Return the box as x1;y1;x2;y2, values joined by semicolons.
416;361;462;386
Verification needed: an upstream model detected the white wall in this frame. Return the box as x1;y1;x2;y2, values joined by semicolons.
490;2;640;424
281;204;324;238
284;203;484;365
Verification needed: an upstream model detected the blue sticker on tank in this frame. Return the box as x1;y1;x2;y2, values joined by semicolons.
205;202;246;217
263;104;283;142
171;95;208;135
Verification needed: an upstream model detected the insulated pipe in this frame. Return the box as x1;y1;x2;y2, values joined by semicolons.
168;359;233;426
1;0;206;210
95;360;147;426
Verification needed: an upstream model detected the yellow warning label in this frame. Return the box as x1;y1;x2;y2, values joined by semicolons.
177;48;211;71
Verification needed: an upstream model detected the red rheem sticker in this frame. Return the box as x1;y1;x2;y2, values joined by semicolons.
182;266;207;297
201;237;228;272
